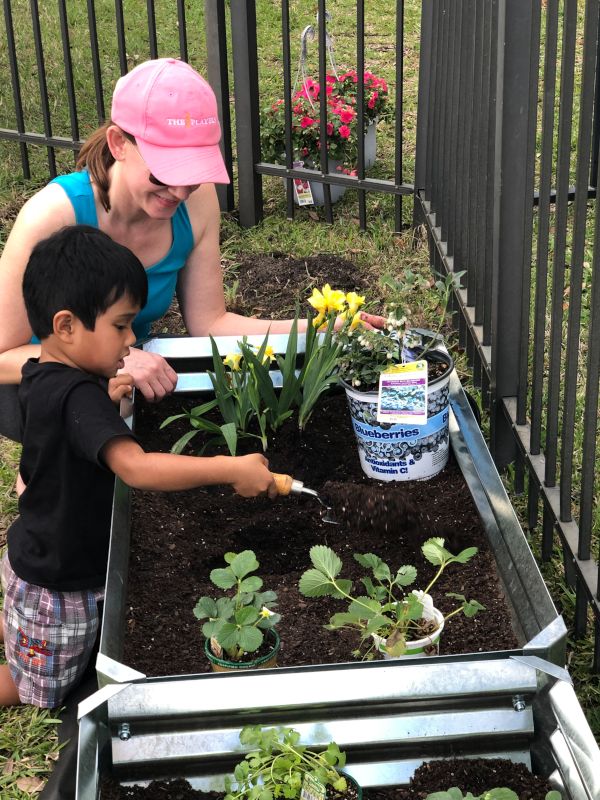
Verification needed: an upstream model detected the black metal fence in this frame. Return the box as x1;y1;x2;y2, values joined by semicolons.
416;0;600;669
0;0;411;228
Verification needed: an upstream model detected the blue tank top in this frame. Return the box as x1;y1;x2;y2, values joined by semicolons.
48;170;194;341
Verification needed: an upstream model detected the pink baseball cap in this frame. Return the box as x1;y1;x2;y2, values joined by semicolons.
111;58;230;186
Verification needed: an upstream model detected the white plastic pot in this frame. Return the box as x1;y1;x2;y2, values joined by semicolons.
372;605;445;658
291;120;377;207
343;349;453;481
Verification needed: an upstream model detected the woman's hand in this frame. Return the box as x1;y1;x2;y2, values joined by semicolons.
358;311;387;331
332;311;387;333
121;348;178;402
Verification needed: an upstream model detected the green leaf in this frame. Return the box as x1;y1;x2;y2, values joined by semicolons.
160;412;187;429
230;550;260;579
238;625;263;653
309;545;343;578
210;567;237;590
216;597;236;619
452;546;479;564
394;564;418;586
235;605;260;626
328;611;360;629
421;537;449;565
189;397;221;417
354;552;382;570
299;568;339;597
169;428;200;454
216;622;241;650
372;561;392;582
193;596;217;620
240;575;263;593
220;422;239;456
349;597;382;619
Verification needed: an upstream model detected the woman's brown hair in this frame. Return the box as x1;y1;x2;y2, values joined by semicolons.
76;121;123;213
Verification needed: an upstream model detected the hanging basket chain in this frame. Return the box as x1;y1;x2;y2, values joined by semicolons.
292;11;339;110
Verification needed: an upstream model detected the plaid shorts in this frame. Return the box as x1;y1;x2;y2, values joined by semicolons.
1;553;104;708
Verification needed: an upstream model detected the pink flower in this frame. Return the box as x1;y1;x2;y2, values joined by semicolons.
326;122;334;135
301;116;315;128
339;125;351;139
340;108;355;123
368;97;376;110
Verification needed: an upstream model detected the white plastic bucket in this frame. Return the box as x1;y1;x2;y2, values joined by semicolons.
343;349;453;481
372;606;445;658
291;121;377;206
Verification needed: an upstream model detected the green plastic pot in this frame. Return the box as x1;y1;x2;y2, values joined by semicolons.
204;629;280;672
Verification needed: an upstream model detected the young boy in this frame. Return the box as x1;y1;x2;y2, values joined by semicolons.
0;225;276;707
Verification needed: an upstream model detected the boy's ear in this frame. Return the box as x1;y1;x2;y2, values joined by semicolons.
53;310;77;341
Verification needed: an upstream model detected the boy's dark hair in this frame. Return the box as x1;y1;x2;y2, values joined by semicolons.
23;225;148;339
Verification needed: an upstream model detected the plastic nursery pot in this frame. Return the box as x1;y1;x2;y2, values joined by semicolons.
372;606;445;659
343;348;453;482
334;771;363;800
204;629;280;673
289;122;377;207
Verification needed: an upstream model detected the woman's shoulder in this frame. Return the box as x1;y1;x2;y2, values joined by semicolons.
184;183;220;245
17;181;77;231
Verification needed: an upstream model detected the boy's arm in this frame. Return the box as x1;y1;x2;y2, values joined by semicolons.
101;436;277;498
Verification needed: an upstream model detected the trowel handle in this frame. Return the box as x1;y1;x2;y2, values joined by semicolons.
272;473;304;496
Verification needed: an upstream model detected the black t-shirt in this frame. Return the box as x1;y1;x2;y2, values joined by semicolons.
7;359;136;591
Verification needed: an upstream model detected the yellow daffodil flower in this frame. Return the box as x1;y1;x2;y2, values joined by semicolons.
312;311;326;328
349;311;364;331
308;286;328;315
261;344;276;364
223;353;242;371
308;284;347;316
345;291;365;316
322;284;347;313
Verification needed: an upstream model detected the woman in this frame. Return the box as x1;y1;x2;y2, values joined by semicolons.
0;58;380;440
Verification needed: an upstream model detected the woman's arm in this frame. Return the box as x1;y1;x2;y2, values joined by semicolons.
177;185;306;336
178;185;385;337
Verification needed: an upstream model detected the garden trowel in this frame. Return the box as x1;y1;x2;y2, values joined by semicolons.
272;473;339;525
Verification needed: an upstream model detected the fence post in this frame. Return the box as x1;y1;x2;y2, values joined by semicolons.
230;0;263;227
204;0;234;212
413;0;433;229
490;0;534;468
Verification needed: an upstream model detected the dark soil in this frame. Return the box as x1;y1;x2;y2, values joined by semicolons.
99;758;557;800
226;252;371;319
122;389;519;678
372;757;558;799
149;252;372;336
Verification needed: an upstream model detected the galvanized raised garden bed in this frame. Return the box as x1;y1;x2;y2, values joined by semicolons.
97;335;566;686
76;655;600;799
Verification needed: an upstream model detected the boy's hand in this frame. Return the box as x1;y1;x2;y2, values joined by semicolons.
231;454;277;499
109;373;134;404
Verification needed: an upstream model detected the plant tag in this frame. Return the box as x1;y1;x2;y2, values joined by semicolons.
301;774;327;800
377;360;428;424
292;160;315;206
